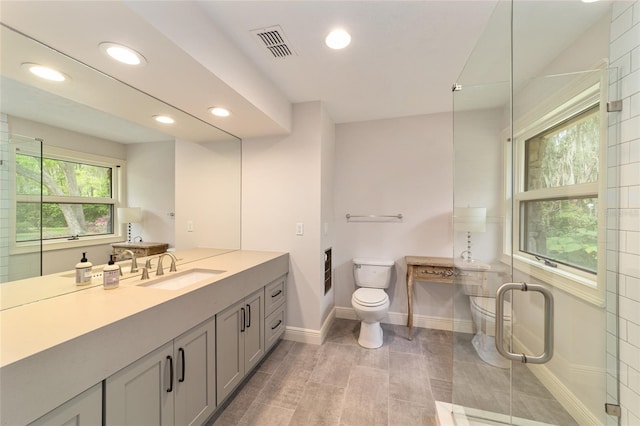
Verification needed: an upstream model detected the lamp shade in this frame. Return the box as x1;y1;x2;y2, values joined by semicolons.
118;207;142;223
454;207;486;232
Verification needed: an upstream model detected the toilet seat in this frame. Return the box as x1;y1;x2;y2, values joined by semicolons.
353;288;388;307
470;296;512;320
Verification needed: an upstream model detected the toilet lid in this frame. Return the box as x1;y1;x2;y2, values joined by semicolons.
353;288;388;307
470;296;512;320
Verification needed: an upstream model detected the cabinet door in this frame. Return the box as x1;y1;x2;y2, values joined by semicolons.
244;289;264;372
105;342;175;426
29;383;102;426
174;319;216;426
216;300;245;404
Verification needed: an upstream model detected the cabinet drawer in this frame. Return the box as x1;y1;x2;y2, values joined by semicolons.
265;276;286;316
265;305;285;351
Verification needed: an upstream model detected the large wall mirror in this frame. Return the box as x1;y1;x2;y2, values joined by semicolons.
1;24;242;309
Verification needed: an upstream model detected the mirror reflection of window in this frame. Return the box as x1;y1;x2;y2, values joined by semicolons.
16;150;117;242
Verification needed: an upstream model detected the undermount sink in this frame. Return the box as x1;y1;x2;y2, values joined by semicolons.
137;269;225;290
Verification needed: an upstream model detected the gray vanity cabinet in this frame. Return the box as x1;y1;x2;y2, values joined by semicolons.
28;383;102;426
105;318;216;426
216;288;264;404
264;276;286;351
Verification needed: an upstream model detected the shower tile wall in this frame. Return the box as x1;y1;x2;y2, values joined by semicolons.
1;113;8;283
609;2;640;425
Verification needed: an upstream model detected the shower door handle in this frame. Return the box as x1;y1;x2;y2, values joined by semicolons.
495;282;554;364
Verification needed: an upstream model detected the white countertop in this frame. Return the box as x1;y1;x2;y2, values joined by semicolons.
0;248;289;425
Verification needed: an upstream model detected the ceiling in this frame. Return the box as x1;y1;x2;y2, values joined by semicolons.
198;1;499;124
0;1;614;141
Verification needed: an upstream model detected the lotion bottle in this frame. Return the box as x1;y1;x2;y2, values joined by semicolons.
103;255;120;290
75;252;93;285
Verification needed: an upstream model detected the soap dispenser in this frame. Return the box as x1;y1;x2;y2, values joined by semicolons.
75;252;93;286
103;255;120;290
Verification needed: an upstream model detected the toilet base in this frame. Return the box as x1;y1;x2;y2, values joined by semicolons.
357;321;383;349
471;332;510;369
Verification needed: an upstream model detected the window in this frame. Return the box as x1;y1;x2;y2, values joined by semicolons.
520;105;599;273
508;71;606;305
13;145;124;249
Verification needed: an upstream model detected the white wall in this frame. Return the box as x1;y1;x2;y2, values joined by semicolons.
609;2;640;425
242;101;330;334
9;116;127;160
333;113;456;327
174;138;241;250
126;141;175;246
320;106;336;326
453;108;505;266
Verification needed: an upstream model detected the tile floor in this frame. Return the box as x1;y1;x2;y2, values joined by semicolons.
206;319;576;426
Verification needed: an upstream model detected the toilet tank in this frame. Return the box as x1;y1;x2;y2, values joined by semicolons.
353;258;394;289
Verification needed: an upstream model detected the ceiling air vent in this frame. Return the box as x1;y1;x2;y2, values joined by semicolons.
251;25;296;59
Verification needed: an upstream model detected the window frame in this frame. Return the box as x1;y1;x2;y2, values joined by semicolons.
10;144;127;254
505;66;608;307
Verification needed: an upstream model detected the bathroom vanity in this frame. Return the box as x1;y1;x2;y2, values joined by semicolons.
0;249;288;425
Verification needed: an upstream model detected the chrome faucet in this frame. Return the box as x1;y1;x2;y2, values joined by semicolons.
156;253;178;276
122;250;139;273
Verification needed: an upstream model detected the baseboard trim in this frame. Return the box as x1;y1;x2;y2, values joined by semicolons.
283;307;474;345
283;307;336;345
284;325;323;345
334;307;473;334
513;337;602;426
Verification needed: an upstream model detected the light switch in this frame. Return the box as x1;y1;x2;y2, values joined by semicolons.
296;222;304;236
187;220;194;232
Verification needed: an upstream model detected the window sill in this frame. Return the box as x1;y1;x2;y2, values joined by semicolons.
10;235;125;255
499;253;604;307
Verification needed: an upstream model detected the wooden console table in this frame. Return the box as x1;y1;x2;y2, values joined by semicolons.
405;256;488;340
405;256;454;340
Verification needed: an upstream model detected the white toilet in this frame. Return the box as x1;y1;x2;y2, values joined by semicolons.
457;261;512;368
351;258;393;349
469;295;512;368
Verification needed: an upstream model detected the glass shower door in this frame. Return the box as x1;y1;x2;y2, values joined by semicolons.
452;68;620;426
451;14;621;425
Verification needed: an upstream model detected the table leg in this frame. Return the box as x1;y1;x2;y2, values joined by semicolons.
406;266;414;340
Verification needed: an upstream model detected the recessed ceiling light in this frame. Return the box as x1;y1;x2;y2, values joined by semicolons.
209;107;231;117
325;29;351;50
153;115;174;124
99;42;146;66
22;63;66;82
581;0;599;2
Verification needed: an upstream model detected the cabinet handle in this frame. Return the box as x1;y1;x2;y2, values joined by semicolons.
240;307;245;332
271;289;282;298
178;348;185;383
271;319;282;330
246;304;251;328
166;355;174;393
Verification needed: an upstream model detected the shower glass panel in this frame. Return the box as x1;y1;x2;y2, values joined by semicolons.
1;134;42;283
451;0;620;424
453;72;620;426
